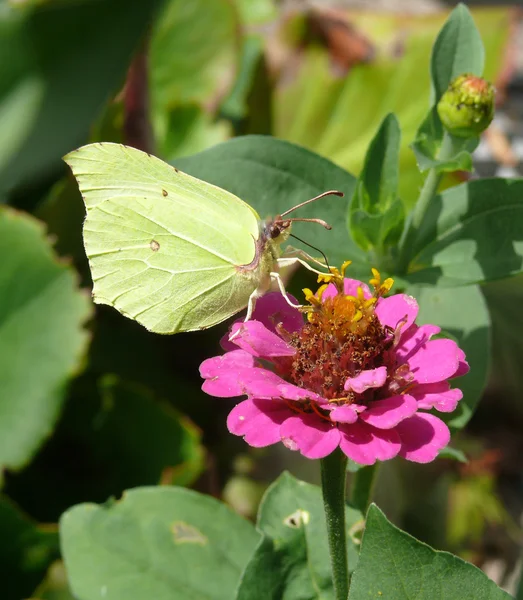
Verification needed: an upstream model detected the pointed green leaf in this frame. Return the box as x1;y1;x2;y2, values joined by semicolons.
61;487;260;600
360;113;401;211
236;472;363;599
0;209;91;471
431;4;485;102
348;504;510;599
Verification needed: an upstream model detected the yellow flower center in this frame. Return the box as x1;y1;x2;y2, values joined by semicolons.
276;265;396;403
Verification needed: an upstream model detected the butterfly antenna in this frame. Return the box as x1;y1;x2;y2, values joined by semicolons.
289;233;331;272
287;217;332;230
280;190;344;217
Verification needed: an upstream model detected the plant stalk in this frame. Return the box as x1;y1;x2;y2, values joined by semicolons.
320;448;349;600
397;131;456;273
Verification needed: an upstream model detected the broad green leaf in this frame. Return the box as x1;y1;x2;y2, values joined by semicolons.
348;504;511;599
430;4;485;103
150;0;237;108
406;178;523;286
482;275;523;406
5;376;205;521
175;135;370;276
0;209;91;471
0;495;59;600
408;284;490;428
273;8;510;205
236;472;363;599
0;0;163;194
60;487;260;600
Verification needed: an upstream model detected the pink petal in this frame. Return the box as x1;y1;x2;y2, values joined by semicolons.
202;366;280;398
221;293;303;351
280;414;341;459
375;294;418;332
329;405;359;424
203;362;324;402
395;324;441;362
338;422;401;465
199;350;255;378
344;366;387;394
396;413;450;463
453;348;470;377
407;338;461;384
227;398;290;447
410;382;462;412
359;394;418;429
229;320;296;357
321;279;372;301
201;350;258;397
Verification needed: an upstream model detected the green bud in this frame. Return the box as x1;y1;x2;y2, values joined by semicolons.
437;74;495;137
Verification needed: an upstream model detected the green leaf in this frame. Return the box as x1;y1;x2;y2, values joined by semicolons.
482;275;523;403
236;472;363;599
407;284;490;429
220;36;265;122
60;487;260;600
406;178;523;286
438;446;468;463
350;197;405;253
0;495;59;600
430;4;485;103
175;135;370;276
360;113;401;211
348;114;404;252
0;209;91;471
348;504;511;599
0;0;162;193
150;0;237;108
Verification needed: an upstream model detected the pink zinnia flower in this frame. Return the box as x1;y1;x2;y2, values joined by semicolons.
200;265;468;465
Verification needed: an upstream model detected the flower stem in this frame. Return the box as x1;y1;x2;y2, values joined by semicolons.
320;448;349;600
349;463;379;515
397;131;457;274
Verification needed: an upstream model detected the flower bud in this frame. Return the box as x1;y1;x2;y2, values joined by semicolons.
437;74;495;137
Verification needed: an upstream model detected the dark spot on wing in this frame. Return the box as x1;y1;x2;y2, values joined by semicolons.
150;240;160;252
162;189;168;197
173;166;179;173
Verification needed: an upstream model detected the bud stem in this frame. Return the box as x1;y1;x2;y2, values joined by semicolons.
321;448;350;599
397;131;458;273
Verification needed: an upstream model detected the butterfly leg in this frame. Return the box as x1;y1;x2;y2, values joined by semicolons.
269;271;303;309
280;247;329;272
276;255;328;278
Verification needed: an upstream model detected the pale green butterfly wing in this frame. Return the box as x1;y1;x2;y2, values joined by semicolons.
64;142;263;333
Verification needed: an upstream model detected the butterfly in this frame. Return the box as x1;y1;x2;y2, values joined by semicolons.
65;142;342;334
